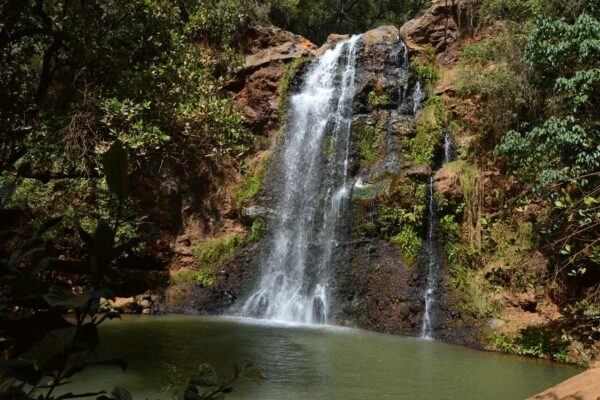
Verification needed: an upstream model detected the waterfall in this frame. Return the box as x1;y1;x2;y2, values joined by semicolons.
443;131;453;163
240;35;363;324
413;82;425;114
421;133;453;339
420;175;438;339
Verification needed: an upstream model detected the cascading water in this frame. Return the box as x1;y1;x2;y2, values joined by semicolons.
240;35;363;324
443;131;453;163
421;132;453;339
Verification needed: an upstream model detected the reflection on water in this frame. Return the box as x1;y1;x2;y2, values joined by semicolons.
62;315;580;400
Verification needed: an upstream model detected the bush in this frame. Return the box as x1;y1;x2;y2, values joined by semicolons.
391;226;422;266
407;97;443;165
354;122;382;163
411;44;438;91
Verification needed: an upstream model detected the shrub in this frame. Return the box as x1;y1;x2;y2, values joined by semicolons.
354;122;381;163
391;226;422;266
407;96;443;165
194;234;247;267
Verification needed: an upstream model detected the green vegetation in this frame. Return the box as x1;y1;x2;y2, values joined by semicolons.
171;269;216;287
493;6;600;288
436;0;599;364
455;33;532;151
189;218;265;279
391;226;422;266
376;180;427;265
233;156;270;208
267;0;429;43
0;140;155;399
354;122;382;163
194;234;246;267
367;91;390;108
278;57;310;117
491;328;572;363
411;44;439;91
163;363;264;400
407;96;444;166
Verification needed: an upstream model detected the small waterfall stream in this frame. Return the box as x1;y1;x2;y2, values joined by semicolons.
240;35;363;323
421;131;453;339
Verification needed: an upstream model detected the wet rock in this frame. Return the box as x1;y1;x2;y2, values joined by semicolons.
316;34;350;55
241;206;273;223
406;164;432;181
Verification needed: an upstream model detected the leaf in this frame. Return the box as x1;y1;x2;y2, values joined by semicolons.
115;231;161;254
240;363;265;380
77;223;94;249
37;216;62;236
32;256;59;274
189;364;218;386
93;221;115;257
56;391;107;400
48;327;77;345
44;285;91;309
11;275;47;299
101;140;130;199
0;179;17;206
0;358;41;385
111;387;132;400
73;323;99;351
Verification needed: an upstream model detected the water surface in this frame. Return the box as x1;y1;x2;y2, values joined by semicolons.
65;315;580;399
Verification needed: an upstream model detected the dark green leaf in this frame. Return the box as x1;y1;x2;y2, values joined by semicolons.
241;363;265;380
101;140;130;199
44;285;91;309
189;363;218;386
0;358;41;385
111;387;132;400
56;391;107;400
77;223;94;249
48;327;77;345
37;216;62;236
93;221;115;257
73;323;99;351
116;231;160;254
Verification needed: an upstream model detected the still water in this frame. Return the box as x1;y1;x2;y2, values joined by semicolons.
66;315;579;399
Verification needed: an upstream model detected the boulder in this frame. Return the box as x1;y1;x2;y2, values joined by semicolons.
434;164;463;200
400;0;478;55
406;164;432;182
241;206;273;224
528;367;600;400
316;34;350;55
109;297;141;314
240;26;316;71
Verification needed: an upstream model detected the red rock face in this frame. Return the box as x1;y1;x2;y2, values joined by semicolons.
230;26;317;133
400;0;478;61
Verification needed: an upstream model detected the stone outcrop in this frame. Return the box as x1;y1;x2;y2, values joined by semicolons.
229;26;317;133
400;0;478;60
528;367;600;400
434;162;464;200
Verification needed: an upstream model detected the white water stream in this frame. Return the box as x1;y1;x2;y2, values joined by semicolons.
240;35;362;323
